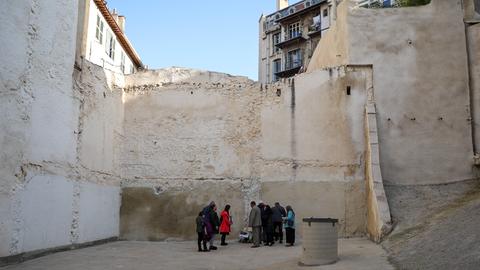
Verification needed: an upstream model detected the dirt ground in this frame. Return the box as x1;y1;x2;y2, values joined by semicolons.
2;238;392;270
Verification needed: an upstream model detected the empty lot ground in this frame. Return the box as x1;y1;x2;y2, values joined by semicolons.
2;238;392;270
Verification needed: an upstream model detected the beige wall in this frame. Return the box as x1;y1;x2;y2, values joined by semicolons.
309;0;475;186
119;67;368;239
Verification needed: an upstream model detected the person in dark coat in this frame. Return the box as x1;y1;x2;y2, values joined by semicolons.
196;211;208;252
210;204;220;250
264;205;275;246
202;201;219;250
272;202;287;243
259;202;267;243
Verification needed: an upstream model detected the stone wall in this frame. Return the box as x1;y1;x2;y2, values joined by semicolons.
0;0;123;258
119;67;368;240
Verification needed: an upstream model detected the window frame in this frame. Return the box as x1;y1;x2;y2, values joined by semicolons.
95;14;104;44
272;32;281;54
105;31;116;61
120;52;126;73
287;21;301;40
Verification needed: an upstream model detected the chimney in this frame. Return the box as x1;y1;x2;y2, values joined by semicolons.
118;15;126;32
110;8;125;32
111;8;119;23
277;0;289;10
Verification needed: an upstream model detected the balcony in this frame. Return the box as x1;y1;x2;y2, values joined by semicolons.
274;0;327;23
307;24;322;38
274;59;303;78
275;32;306;49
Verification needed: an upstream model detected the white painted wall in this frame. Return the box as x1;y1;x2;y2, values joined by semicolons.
17;175;74;252
84;0;136;75
0;0;123;258
77;183;120;243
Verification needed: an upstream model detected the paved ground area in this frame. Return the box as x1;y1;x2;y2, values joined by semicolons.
2;238;392;270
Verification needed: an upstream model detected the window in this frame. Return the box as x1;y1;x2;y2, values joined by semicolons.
120;52;126;73
105;31;116;60
272;33;281;53
95;15;104;44
286;49;302;69
273;59;281;81
287;22;301;39
130;64;135;74
323;8;328;17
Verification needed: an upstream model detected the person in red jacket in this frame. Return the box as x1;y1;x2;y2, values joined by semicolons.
219;204;232;246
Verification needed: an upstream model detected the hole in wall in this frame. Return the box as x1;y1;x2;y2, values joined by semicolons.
276;89;281;97
190;91;193;95
346;86;351;95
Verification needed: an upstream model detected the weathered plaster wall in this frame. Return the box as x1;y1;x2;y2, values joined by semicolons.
120;67;368;239
309;0;475;186
0;0;123;258
348;0;474;185
120;68;261;239
259;68;368;237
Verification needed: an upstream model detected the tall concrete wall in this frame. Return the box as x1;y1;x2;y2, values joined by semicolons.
119;67;368;240
349;0;474;185
309;0;475;186
0;0;123;258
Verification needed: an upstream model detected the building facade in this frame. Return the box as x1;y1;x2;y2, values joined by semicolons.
77;0;143;74
259;0;332;84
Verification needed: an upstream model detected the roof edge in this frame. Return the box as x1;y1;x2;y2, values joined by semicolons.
93;0;144;69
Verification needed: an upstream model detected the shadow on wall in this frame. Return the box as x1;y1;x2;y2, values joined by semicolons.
120;183;246;241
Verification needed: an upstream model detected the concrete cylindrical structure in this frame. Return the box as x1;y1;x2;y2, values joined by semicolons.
299;218;339;266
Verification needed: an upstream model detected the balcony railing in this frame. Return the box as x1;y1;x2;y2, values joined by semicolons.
275;32;306;49
274;57;304;79
285;59;303;71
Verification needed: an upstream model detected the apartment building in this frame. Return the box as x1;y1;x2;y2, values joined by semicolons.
77;0;143;74
258;0;331;84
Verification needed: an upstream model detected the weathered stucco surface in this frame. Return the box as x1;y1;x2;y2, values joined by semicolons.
349;0;474;185
119;67;368;239
310;0;475;185
3;0;480;263
0;0;123;258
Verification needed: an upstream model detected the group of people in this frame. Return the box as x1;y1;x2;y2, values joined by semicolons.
248;201;295;248
196;201;232;252
195;200;295;252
